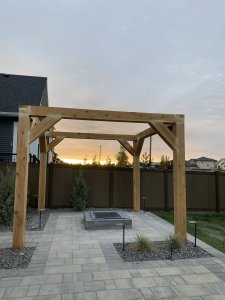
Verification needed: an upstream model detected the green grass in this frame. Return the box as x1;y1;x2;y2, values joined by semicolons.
153;211;225;253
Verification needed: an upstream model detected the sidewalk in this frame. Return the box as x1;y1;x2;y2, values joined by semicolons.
0;210;225;299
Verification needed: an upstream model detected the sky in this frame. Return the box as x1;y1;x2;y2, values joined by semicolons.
1;0;225;163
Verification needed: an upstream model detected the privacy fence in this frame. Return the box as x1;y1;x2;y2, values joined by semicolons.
1;163;225;211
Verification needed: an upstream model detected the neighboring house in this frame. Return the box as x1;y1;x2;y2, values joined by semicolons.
185;160;199;170
0;73;48;162
189;157;217;170
216;159;225;170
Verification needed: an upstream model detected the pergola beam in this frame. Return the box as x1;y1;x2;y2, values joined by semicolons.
149;121;177;151
135;127;156;140
47;137;64;152
29;115;61;144
47;131;135;141
118;140;135;156
27;105;183;123
12;105;186;249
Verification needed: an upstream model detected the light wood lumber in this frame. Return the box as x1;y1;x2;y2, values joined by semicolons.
38;135;47;211
29;115;61;144
173;121;187;240
47;131;135;141
12;108;30;250
27;105;183;123
135;127;156;140
47;137;64;152
134;138;144;156
133;140;141;211
149;121;177;151
118;140;135;156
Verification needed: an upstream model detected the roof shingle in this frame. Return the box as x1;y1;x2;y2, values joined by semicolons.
0;73;47;112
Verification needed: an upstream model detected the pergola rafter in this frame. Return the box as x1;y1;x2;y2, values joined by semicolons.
12;105;186;250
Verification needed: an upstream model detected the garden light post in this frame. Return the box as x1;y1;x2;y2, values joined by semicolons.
39;209;45;229
117;223;125;251
142;196;147;212
189;220;198;247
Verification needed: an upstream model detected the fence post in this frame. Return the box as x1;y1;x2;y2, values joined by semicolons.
215;171;220;213
164;169;169;211
109;167;114;208
47;163;53;208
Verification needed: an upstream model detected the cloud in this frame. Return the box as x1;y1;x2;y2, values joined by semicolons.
1;0;225;160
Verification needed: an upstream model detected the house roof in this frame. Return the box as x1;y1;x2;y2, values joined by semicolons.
0;73;47;113
190;157;217;162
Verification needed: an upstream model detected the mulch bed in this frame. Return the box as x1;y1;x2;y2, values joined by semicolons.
114;241;213;262
0;247;36;269
0;208;50;232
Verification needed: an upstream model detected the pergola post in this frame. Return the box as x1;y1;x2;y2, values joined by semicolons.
12;105;187;249
38;135;47;210
133;139;143;211
173;120;186;240
12;108;30;250
133;154;140;211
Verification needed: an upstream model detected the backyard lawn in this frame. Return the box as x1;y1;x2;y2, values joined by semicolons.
153;211;225;254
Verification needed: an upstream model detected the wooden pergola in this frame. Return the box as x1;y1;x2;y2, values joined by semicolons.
12;105;186;250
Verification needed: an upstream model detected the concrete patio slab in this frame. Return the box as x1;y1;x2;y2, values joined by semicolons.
0;210;225;299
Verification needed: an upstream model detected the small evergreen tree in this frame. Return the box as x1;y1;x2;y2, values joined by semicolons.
115;146;129;167
70;170;88;211
0;166;15;225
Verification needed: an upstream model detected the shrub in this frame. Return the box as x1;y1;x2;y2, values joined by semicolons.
70;170;88;211
166;234;183;260
0;165;15;225
131;234;156;252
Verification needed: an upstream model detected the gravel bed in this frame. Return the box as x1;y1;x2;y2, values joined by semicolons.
114;241;213;261
0;247;36;269
0;208;50;232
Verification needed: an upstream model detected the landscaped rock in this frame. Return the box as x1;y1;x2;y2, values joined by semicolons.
114;241;213;262
0;208;50;232
0;247;35;269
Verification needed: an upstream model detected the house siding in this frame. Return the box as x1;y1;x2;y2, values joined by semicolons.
0;118;14;153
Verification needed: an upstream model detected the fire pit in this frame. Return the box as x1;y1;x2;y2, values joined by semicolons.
83;211;132;230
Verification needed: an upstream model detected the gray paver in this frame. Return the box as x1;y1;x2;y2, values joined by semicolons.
181;273;222;285
171;284;218;297
20;274;63;286
27;284;40;296
97;289;143;300
104;279;116;290
1;210;225;299
151;286;176;298
3;286;29;298
115;277;156;289
75;291;97;300
62;294;74;300
83;280;105;292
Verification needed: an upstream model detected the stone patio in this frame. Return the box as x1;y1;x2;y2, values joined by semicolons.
1;210;225;299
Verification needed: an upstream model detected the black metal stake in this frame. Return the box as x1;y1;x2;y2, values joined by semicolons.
39;210;42;229
39;209;45;229
194;223;197;247
123;224;125;251
189;220;198;247
142;196;147;213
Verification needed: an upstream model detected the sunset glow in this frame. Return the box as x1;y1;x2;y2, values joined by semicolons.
61;158;117;165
